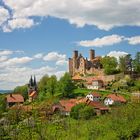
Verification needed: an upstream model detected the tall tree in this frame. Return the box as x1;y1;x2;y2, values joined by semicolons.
59;72;75;97
119;56;127;73
133;52;140;73
119;54;133;73
125;54;133;72
38;75;49;93
47;75;57;96
101;56;118;75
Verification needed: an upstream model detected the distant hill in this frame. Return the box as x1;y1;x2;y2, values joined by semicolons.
0;90;13;94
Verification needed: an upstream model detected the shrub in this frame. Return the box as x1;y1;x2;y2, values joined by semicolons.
70;103;94;120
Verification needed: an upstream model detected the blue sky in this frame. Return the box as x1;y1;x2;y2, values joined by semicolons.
0;0;140;89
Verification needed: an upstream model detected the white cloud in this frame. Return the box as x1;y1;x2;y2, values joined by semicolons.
0;56;8;62
34;53;44;59
107;51;128;60
43;52;66;61
0;6;9;25
127;36;140;45
0;50;68;89
43;52;67;66
77;35;124;47
0;50;13;56
2;0;140;31
5;18;35;31
56;60;68;66
0;66;66;89
0;56;33;68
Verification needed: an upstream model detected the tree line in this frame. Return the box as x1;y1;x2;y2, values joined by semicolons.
14;73;75;101
101;52;140;75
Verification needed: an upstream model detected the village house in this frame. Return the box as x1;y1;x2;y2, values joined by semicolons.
86;92;101;101
6;93;24;107
78;98;109;115
59;99;77;116
87;101;109;115
104;93;126;106
86;79;104;90
52;97;108;116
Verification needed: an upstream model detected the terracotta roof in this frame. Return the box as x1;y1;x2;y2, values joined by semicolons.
91;92;101;97
29;91;37;97
59;99;77;112
88;101;109;111
106;94;126;103
6;94;24;103
76;98;89;104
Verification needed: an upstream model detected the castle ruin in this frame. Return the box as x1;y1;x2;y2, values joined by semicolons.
69;49;102;76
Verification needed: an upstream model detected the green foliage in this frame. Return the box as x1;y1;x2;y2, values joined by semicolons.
2;103;140;139
0;95;6;117
59;72;75;97
119;54;133;73
70;103;94;120
14;85;28;100
38;74;49;93
133;52;140;73
101;56;119;75
119;56;127;73
135;80;140;91
47;75;58;96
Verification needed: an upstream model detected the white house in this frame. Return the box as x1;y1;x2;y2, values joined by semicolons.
104;94;126;106
86;79;104;90
86;92;101;102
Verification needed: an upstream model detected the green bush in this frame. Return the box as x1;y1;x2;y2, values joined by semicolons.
70;103;94;120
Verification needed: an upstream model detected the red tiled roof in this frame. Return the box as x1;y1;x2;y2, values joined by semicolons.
88;101;109;111
60;98;109;112
76;98;89;104
106;94;126;103
60;99;77;112
6;94;24;103
29;91;37;97
91;92;101;97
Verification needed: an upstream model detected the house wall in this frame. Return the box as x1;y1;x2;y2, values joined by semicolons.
104;98;114;105
86;94;101;101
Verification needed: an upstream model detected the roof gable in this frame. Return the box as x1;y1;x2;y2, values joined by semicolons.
6;94;24;103
106;94;126;102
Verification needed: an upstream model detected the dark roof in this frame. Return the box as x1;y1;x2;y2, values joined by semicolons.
6;94;24;103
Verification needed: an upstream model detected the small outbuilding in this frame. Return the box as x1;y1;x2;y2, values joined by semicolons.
6;94;24;107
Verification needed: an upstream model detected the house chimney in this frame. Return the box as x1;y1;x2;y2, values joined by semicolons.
10;93;12;97
89;49;95;60
73;50;78;59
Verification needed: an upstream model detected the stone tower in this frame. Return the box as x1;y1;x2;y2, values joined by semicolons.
89;49;95;60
